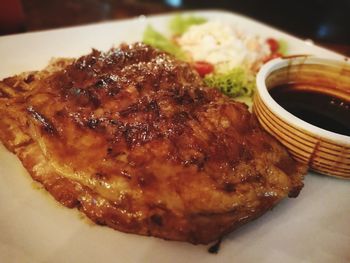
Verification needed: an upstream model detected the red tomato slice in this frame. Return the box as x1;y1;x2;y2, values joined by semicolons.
266;38;279;53
193;61;214;77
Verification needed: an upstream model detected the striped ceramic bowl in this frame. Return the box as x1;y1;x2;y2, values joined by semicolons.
253;56;350;178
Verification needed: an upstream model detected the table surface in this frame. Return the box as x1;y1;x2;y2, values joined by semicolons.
1;0;350;56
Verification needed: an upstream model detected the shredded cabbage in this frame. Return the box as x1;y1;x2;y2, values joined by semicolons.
142;25;186;60
204;68;255;98
143;15;259;101
169;14;207;36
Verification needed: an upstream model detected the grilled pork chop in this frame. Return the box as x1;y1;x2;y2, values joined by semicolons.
0;43;305;244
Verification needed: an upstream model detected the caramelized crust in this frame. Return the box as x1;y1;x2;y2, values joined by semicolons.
0;43;306;244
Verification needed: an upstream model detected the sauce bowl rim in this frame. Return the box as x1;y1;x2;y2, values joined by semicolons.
256;56;350;146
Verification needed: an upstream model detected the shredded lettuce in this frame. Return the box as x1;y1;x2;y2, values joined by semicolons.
204;68;255;98
142;25;186;60
169;14;207;36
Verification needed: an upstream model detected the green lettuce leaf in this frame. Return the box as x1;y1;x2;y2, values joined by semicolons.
142;25;186;60
204;68;255;98
169;14;207;35
278;39;288;55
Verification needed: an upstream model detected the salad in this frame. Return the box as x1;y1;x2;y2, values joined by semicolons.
143;14;286;104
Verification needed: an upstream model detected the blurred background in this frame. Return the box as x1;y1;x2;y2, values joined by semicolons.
1;0;349;55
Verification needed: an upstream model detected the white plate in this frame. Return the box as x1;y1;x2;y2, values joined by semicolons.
0;10;349;263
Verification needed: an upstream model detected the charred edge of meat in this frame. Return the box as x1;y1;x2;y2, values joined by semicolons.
24;74;35;84
86;118;101;129
145;100;160;118
119;103;139;117
208;239;222;254
68;88;101;108
150;214;163;226
27;106;57;134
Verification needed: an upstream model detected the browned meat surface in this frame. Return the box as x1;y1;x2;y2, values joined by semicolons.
0;43;306;244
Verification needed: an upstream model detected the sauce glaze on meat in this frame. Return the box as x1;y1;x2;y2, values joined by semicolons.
0;43;306;244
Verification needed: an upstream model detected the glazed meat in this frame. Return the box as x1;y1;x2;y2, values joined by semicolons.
0;43;306;244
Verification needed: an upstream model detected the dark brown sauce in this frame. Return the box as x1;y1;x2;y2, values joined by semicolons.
269;83;350;136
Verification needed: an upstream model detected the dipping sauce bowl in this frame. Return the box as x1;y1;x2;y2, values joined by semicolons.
254;56;350;178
